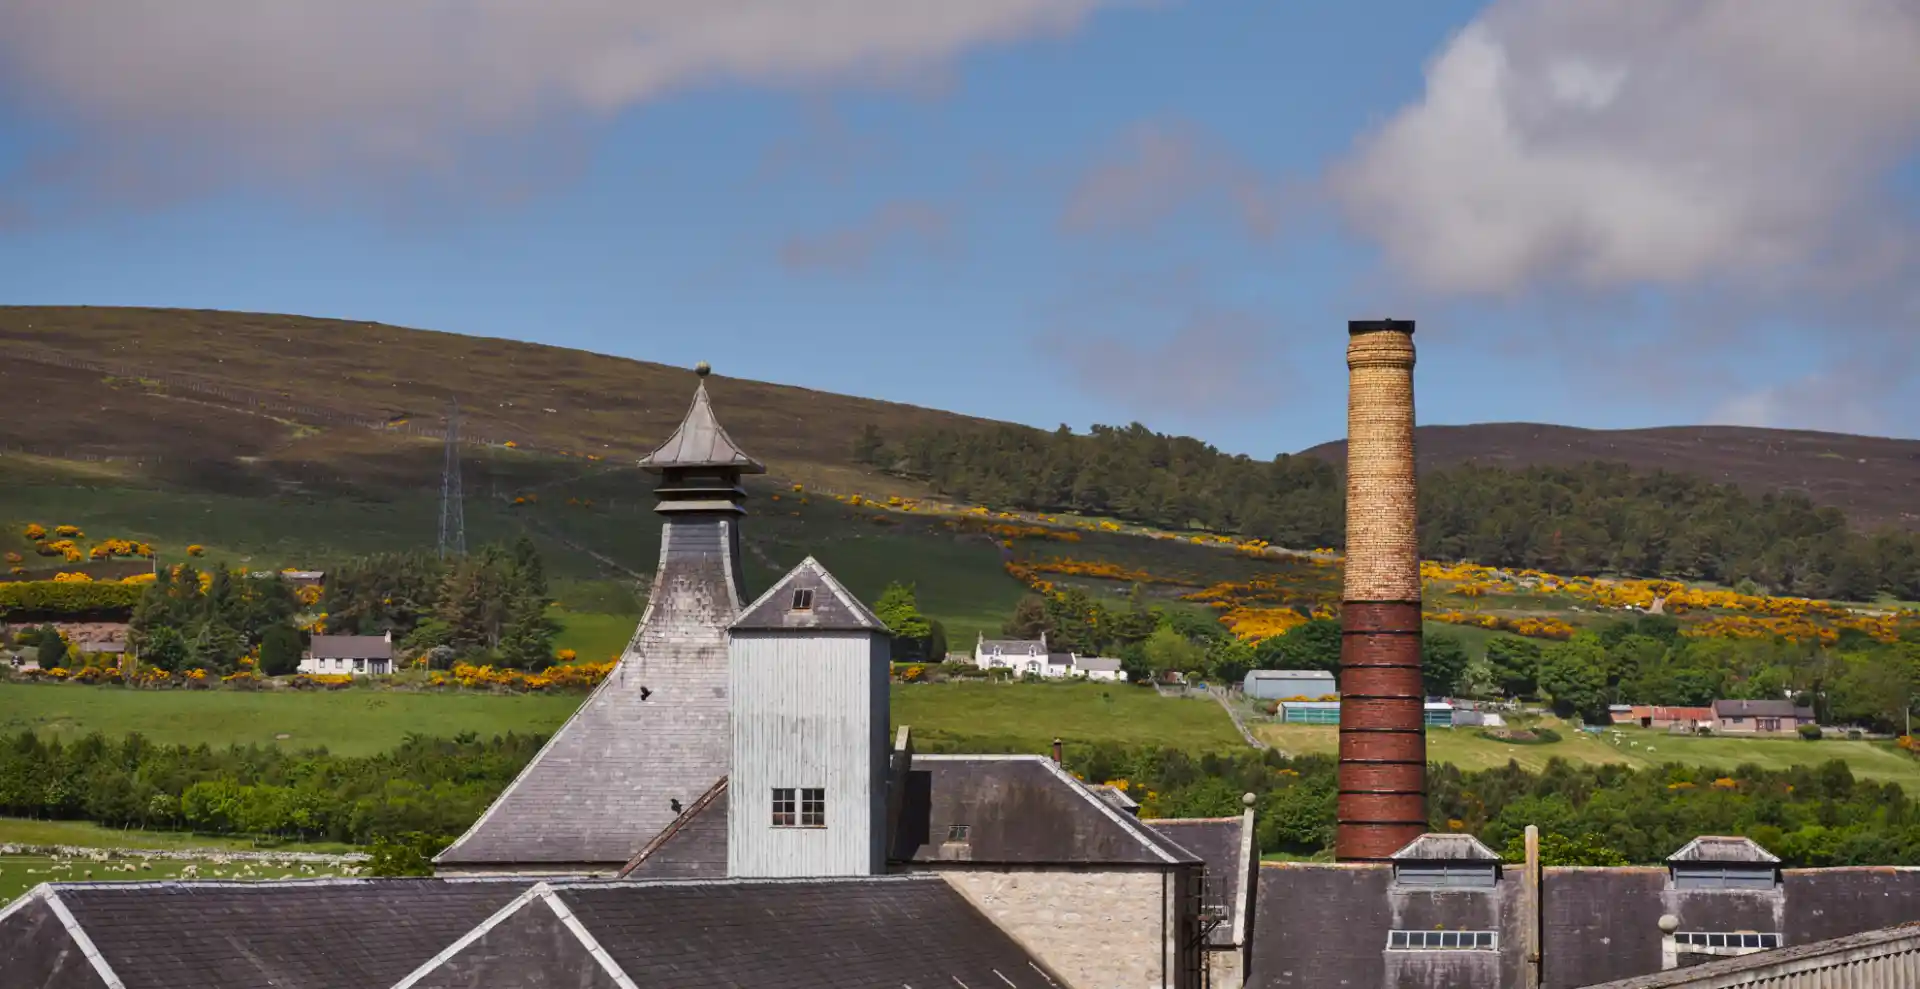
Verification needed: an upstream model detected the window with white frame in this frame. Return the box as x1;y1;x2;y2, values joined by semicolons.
1387;930;1497;951
1674;932;1781;953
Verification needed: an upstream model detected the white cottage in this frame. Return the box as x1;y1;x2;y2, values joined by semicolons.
973;633;1047;672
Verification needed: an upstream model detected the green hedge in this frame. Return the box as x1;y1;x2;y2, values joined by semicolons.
0;580;143;619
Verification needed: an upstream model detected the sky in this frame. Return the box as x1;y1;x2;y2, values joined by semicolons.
0;0;1916;456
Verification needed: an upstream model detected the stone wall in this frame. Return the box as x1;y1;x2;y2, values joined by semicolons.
920;865;1189;989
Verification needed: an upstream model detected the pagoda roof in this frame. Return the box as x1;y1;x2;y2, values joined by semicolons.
639;371;765;474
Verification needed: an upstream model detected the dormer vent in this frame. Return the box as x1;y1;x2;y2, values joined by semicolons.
1389;833;1502;889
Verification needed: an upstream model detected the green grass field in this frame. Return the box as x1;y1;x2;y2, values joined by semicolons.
1253;722;1920;787
891;681;1244;752
0;683;582;755
0;854;348;905
0;817;353;854
550;609;638;662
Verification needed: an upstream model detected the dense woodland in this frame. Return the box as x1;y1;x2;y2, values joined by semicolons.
861;423;1920;601
321;539;559;670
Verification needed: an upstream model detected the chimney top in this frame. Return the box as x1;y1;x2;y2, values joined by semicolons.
1348;318;1416;336
1051;738;1063;764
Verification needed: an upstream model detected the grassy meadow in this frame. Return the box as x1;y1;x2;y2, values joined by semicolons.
0;683;582;756
891;680;1245;752
0;817;354;854
0;853;349;905
1252;722;1920;789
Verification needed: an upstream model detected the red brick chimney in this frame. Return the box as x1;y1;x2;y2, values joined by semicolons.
1336;319;1427;862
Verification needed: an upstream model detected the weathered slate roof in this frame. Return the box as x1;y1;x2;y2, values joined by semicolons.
1712;699;1814;719
1149;816;1253;946
978;637;1046;655
1669;835;1782;864
0;878;532;989
891;755;1199;866
394;876;1066;989
308;634;392;660
436;514;743;868
1391;833;1503;861
636;378;766;474
618;777;729;880
730;556;886;633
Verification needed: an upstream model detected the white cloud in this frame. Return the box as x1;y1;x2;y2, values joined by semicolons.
0;0;1108;196
1331;0;1920;296
1061;121;1284;238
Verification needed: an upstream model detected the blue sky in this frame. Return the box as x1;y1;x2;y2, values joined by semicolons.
1;1;1915;455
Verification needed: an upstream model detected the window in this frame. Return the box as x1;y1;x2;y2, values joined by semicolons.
773;788;825;828
1759;718;1780;732
771;788;796;827
353;658;365;673
790;589;814;611
801;788;825;827
1386;931;1497;952
947;825;971;842
1675;932;1781;951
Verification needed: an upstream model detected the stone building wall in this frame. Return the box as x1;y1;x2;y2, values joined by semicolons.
919;865;1190;989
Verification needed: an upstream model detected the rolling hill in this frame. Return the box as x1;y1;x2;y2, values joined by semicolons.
1300;423;1920;532
0;304;1912;648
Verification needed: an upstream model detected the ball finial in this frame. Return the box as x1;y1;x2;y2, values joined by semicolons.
1657;914;1680;935
1242;792;1257;808
694;361;712;378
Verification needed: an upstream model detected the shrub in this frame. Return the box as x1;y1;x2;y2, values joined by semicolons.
0;580;142;619
1798;723;1823;741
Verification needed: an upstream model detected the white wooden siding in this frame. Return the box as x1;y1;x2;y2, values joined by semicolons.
727;630;889;877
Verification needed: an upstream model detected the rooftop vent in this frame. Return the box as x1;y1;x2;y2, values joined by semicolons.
1667;836;1780;890
1390;833;1501;889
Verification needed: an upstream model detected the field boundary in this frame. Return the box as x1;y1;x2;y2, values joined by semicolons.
0;843;365;864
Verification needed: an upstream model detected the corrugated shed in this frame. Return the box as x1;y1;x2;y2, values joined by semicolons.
728;631;889;877
1575;922;1920;988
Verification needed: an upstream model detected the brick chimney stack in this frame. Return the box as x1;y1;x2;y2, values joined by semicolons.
1336;318;1427;863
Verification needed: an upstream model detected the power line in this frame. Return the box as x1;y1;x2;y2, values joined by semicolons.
439;399;467;559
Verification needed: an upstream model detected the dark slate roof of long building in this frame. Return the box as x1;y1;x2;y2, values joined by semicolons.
891;755;1199;866
0;878;533;989
1148;816;1252;946
729;556;887;632
393;876;1067;989
618;777;729;880
636;379;766;473
1711;699;1814;719
436;513;742;868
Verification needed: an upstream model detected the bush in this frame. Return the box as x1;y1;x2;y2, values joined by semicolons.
1799;724;1823;741
1478;727;1562;745
0;580;142;619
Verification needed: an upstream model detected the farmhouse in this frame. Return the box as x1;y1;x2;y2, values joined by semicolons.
976;632;1048;671
1612;705;1716;731
1244;668;1337;700
299;631;394;675
1713;699;1816;734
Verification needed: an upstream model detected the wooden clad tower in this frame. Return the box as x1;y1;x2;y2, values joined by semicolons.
1336;319;1428;863
726;557;892;878
436;363;764;873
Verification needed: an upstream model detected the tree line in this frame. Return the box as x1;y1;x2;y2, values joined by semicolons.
122;537;560;675
18;727;1918;868
0;730;543;846
910;735;1920;867
859;422;1920;601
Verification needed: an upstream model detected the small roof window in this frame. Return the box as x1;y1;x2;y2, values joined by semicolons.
790;588;814;611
